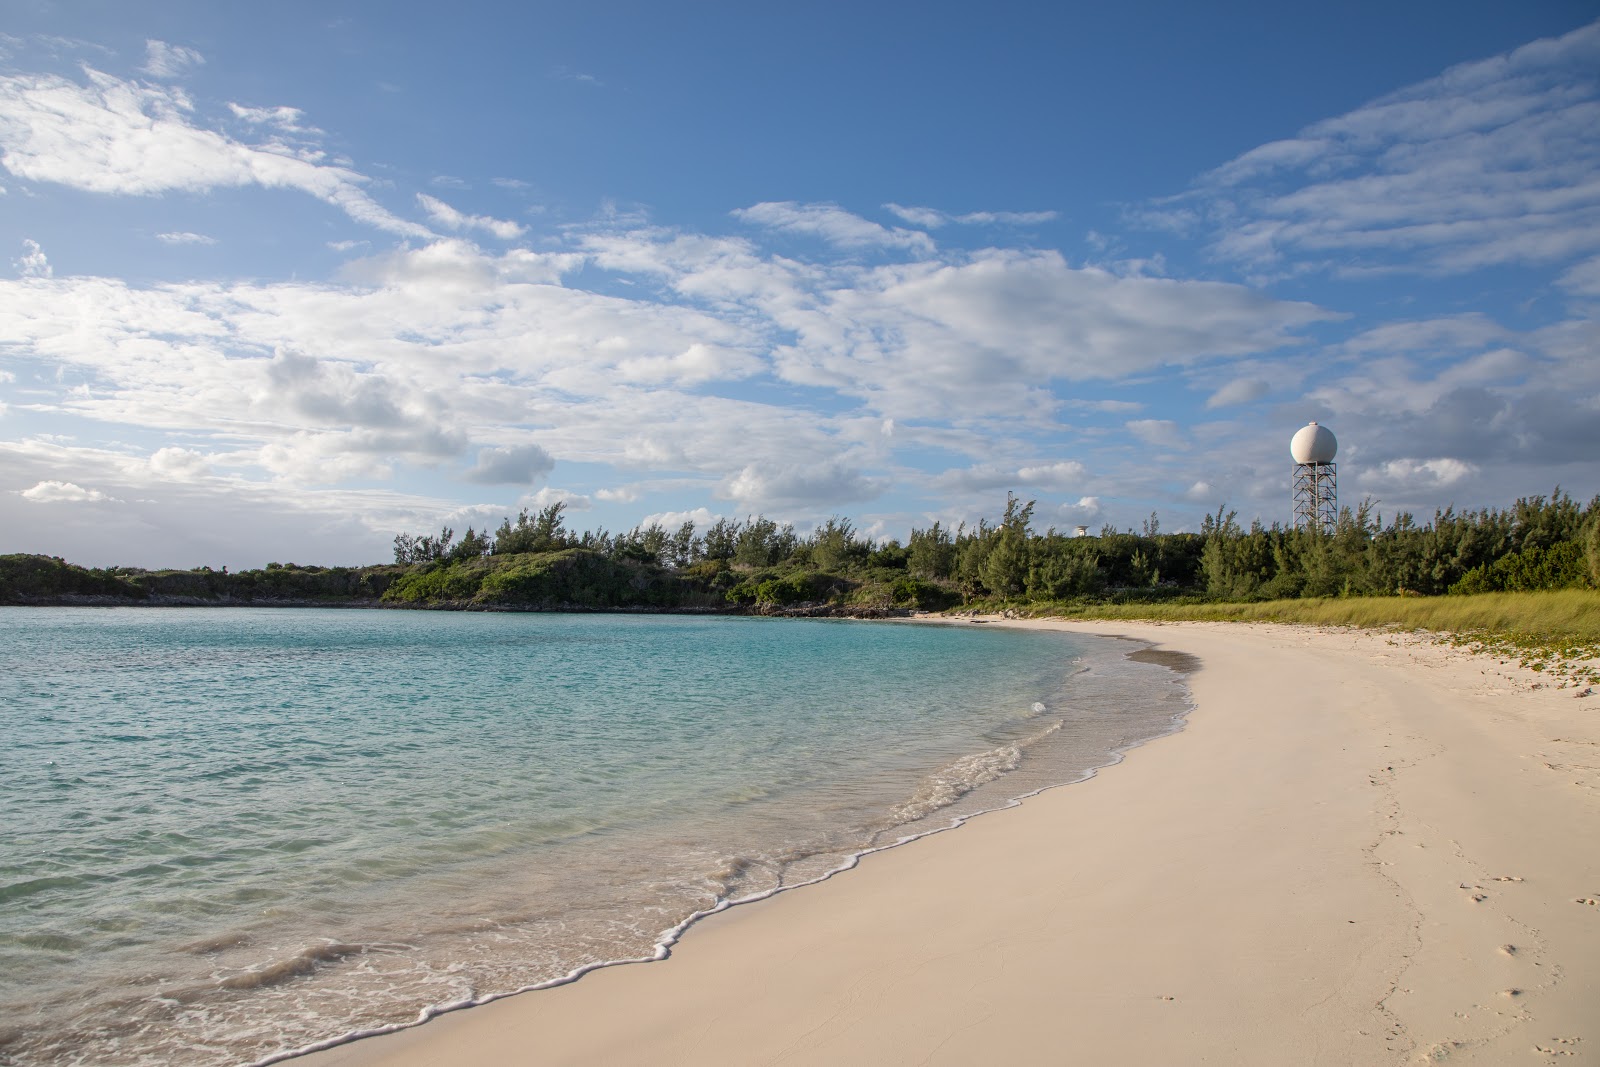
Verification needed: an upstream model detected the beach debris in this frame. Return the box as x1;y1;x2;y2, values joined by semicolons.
1574;686;1592;698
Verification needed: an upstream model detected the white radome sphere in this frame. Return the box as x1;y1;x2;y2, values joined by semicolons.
1290;422;1337;464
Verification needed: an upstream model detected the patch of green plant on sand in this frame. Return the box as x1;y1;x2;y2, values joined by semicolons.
968;589;1600;689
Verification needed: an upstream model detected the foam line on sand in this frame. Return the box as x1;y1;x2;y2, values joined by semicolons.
301;619;1599;1065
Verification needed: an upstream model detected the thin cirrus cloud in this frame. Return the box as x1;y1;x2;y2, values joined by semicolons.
1206;378;1270;408
0;66;433;238
416;193;527;241
140;39;204;79
732;201;936;254
156;231;217;245
1178;18;1600;277
883;203;1060;229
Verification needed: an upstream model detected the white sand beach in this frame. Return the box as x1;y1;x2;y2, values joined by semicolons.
302;620;1600;1065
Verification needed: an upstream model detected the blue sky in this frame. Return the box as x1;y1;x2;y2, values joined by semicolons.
2;1;1597;567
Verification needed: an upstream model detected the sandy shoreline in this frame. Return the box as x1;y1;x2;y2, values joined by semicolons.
301;619;1599;1065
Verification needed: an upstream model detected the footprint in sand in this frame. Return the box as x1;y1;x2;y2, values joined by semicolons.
1575;896;1599;906
1534;1036;1581;1056
1491;875;1524;883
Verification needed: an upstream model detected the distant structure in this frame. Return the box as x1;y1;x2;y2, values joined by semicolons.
1290;421;1338;532
1073;525;1089;538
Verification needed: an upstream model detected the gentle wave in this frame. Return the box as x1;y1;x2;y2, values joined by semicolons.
0;610;1192;1067
250;650;1192;1067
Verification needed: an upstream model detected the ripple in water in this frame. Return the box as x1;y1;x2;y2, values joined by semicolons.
0;608;1190;1066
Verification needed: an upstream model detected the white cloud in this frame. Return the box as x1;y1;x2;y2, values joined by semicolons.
721;460;887;511
884;203;1058;228
14;238;49;277
937;460;1087;494
0;67;432;237
464;443;556;485
416;193;526;240
227;103;313;133
19;479;114;502
768;249;1332;419
733;201;935;254
141;40;204;79
639;506;719;529
1558;254;1600;296
550;68;603;86
156;231;217;245
1057;496;1102;524
522;487;592;511
148;446;211;480
1126;419;1187;449
1367;457;1479;488
1206;377;1270;408
1187;19;1600;276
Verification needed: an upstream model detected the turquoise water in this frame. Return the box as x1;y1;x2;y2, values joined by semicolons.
0;608;1189;1066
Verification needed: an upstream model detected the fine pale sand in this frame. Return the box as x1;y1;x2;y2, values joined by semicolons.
302;620;1599;1065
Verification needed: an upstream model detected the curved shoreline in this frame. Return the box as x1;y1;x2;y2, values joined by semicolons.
260;627;1192;1066
300;617;1600;1066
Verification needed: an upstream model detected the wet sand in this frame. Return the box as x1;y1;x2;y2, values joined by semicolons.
300;619;1599;1065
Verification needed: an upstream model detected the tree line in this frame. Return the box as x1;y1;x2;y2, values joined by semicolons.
6;486;1595;611
386;488;1600;608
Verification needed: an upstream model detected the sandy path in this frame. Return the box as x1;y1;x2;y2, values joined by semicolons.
300;620;1599;1065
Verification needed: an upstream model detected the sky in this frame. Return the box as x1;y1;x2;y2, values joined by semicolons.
2;1;1598;568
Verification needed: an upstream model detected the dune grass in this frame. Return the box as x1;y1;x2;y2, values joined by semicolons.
986;589;1600;686
1038;589;1599;641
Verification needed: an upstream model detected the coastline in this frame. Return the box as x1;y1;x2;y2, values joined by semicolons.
300;618;1600;1065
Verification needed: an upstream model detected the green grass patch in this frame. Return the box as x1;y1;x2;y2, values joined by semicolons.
965;589;1600;688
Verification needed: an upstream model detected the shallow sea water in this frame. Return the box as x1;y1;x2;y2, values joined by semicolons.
0;608;1190;1066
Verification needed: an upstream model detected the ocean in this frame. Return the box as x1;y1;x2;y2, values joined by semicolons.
0;607;1190;1066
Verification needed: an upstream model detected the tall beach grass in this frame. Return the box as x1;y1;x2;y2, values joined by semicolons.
1031;589;1600;644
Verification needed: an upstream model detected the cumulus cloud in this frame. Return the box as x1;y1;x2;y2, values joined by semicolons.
639;506;719;529
937;460;1087;494
464;443;556;486
522;487;592;511
141;40;204;79
227;103;313;132
721;460;887;510
14;238;49;277
148;446;211;480
415;193;526;240
1057;496;1102;524
19;479;114;502
0;67;432;237
1366;457;1479;489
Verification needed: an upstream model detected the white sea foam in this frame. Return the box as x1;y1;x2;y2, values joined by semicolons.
0;609;1193;1067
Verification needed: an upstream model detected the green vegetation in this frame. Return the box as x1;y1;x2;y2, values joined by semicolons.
4;489;1597;647
0;553;404;604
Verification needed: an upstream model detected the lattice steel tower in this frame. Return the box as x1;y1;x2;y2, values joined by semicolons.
1290;422;1337;532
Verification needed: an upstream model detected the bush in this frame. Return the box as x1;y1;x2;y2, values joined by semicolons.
1449;541;1589;595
